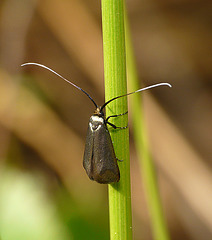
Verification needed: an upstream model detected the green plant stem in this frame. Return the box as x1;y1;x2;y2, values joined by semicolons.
125;13;170;240
101;0;132;240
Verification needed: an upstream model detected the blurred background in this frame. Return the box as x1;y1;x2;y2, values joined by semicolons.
0;0;211;239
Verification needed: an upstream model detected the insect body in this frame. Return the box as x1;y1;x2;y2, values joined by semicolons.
83;107;120;183
21;62;172;184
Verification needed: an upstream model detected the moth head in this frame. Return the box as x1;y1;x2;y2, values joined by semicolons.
93;107;104;118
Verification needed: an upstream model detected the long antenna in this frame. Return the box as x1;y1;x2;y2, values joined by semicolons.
21;62;98;108
100;83;172;111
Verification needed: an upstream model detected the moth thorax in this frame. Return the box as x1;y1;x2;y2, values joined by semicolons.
90;115;104;131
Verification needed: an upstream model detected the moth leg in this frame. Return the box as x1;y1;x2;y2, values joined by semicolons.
106;121;128;129
106;111;128;129
116;157;123;162
106;111;128;122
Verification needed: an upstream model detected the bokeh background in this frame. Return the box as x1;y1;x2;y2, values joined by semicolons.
0;0;211;239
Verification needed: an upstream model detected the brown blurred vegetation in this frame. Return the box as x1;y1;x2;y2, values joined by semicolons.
0;0;212;239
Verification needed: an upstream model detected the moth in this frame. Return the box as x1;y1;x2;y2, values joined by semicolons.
21;63;171;184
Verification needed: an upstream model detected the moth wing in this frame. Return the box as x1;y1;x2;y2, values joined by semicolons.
83;123;94;178
92;123;120;183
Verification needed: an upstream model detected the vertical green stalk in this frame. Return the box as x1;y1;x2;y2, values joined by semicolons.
125;13;170;240
101;1;132;240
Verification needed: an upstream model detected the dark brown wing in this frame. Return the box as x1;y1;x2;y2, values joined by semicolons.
92;122;120;183
83;122;94;178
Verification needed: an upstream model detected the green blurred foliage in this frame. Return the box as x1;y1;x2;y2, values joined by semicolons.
0;168;109;240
